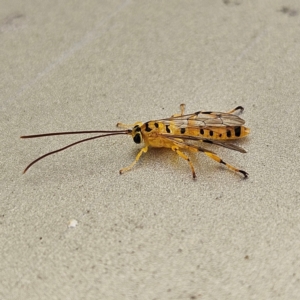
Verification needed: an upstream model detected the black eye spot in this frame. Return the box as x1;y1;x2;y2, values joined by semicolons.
180;128;186;134
133;133;141;144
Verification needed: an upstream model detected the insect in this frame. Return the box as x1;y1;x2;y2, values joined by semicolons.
21;104;250;178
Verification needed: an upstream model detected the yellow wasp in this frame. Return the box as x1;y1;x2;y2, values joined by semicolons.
21;104;250;178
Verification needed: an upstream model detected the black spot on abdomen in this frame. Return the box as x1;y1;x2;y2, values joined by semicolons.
226;130;232;138
234;126;241;137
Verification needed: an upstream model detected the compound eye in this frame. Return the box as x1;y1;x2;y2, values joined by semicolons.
133;133;142;144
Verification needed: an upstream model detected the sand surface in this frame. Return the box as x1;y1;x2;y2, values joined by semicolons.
1;0;300;299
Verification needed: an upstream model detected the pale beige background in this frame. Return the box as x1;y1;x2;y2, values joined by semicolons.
1;0;300;299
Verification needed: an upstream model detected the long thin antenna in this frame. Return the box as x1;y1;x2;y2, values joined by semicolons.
21;130;131;173
21;130;129;138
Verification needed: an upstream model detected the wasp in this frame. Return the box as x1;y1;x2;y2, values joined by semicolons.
21;104;250;178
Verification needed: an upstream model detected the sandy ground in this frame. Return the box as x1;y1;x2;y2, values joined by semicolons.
1;0;300;299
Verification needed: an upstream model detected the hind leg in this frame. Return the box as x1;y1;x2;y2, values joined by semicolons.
227;106;244;115
203;151;248;178
171;141;248;178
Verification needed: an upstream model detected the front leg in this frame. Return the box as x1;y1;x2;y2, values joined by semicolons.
119;146;148;174
116;122;136;129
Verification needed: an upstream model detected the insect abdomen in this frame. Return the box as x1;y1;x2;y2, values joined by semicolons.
176;126;250;140
141;120;250;140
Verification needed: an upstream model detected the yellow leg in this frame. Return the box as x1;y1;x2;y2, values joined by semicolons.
119;146;148;174
171;103;186;117
204;152;248;178
227;106;244;115
116;122;136;129
179;103;186;115
170;140;248;178
171;145;196;179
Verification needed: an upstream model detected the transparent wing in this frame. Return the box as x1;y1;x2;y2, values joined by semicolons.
157;111;245;128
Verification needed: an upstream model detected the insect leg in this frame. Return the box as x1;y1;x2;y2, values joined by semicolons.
119;146;148;174
171;145;196;179
227;106;244;115
171;103;186;117
116;122;136;129
179;103;186;115
167;138;248;178
203;152;248;178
